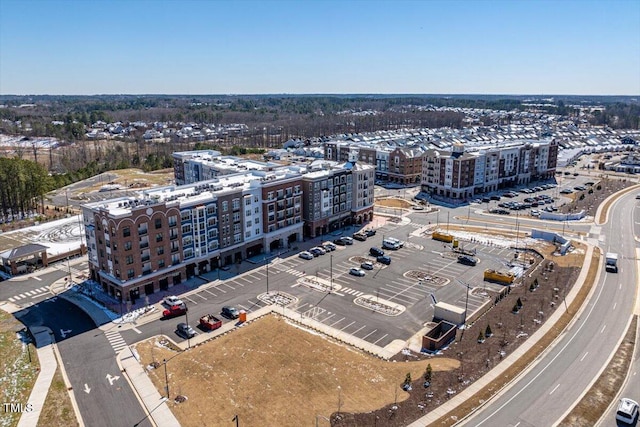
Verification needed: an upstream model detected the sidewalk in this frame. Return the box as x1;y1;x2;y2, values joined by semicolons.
406;243;596;426
18;327;57;427
118;350;179;427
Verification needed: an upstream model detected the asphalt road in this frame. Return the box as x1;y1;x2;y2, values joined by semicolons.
10;275;151;427
461;191;639;426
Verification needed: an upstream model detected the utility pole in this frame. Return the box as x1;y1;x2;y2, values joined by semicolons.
330;254;333;293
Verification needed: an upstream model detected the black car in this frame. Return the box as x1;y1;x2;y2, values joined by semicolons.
457;255;478;266
370;247;384;257
176;323;197;338
364;229;377;237
221;306;239;319
377;255;391;265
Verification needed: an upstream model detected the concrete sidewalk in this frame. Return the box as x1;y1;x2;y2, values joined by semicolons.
406;243;597;426
118;350;180;427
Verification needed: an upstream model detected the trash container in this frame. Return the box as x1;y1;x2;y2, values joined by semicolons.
239;310;247;323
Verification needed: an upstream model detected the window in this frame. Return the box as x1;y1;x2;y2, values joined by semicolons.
232;198;240;210
246;209;251;217
156;233;163;243
181;210;191;221
168;215;177;227
157;247;164;255
233;224;241;234
182;224;192;234
234;234;241;244
158;259;165;268
127;269;134;279
233;212;240;222
126;255;133;265
112;242;118;251
155;218;162;229
254;207;260;214
255;228;260;235
255;217;259;224
245;231;251;238
245;197;251;206
124;241;132;251
222;201;228;212
123;227;130;237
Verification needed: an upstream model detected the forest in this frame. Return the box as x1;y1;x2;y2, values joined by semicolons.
0;158;50;221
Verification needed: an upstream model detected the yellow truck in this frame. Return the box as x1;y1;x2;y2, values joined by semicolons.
483;269;515;284
432;231;454;243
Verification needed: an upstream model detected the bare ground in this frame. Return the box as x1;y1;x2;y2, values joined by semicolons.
134;315;460;427
37;367;78;427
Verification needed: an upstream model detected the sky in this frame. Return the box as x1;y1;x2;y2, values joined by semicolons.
1;0;639;96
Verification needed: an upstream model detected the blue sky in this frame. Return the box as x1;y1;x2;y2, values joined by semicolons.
1;0;638;95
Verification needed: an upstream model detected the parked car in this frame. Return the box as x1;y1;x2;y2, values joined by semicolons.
309;247;326;256
376;255;391;265
162;304;188;319
299;251;314;260
221;306;239;319
352;232;368;241
322;241;337;251
490;195;501;201
164;295;183;306
334;238;347;246
176;323;196;339
349;268;366;277
361;261;374;270
382;239;400;250
385;237;404;248
370;247;385;257
412;205;425;210
457;255;477;266
364;229;377;237
616;398;639;424
340;236;354;245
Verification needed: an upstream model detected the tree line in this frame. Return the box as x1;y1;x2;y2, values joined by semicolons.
0;158;51;220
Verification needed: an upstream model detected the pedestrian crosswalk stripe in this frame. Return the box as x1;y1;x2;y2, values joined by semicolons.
8;297;15;302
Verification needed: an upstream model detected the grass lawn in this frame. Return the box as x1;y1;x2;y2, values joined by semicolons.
37;367;78;427
135;315;459;427
0;310;39;427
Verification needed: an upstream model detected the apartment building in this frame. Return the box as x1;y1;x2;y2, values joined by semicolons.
301;159;375;237
173;150;280;185
83;168;304;302
421;139;558;200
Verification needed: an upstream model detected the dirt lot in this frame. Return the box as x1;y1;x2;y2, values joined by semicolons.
135;315;459;427
375;198;414;209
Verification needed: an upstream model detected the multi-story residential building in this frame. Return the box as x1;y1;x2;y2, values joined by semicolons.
173;150;280;185
421;139;558;200
83;158;374;302
301;159;375;237
387;147;425;185
83;168;304;302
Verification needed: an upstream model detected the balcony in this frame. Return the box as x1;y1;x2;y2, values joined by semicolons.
141;255;150;262
142;269;152;276
139;242;149;249
170;234;178;240
171;247;179;253
138;228;148;236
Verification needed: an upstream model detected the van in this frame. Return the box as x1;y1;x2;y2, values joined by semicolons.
616;398;638;424
385;237;404;248
369;247;384;257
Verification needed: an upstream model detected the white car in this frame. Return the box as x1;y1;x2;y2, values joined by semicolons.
299;251;314;260
616;397;639;424
361;261;374;270
349;268;365;277
164;296;183;306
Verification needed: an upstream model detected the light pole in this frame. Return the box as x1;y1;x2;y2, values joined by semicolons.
163;358;170;399
265;256;270;296
184;302;191;350
330;254;333;293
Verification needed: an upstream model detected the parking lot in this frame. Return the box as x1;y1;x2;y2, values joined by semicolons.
169;216;522;350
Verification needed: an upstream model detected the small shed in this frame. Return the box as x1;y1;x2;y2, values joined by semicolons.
422;321;457;352
433;301;466;325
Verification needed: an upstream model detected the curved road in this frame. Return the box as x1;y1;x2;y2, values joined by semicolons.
461;192;639;426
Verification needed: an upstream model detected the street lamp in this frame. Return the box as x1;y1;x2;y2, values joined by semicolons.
330;254;333;293
265;256;270;296
184;302;191;350
163;358;170;399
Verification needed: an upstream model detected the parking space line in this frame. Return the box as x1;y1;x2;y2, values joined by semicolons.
238;277;253;284
202;288;217;297
373;334;388;345
184;296;198;304
330;317;345;327
340;321;355;331
361;329;377;340
194;293;207;300
351;325;367;336
222;283;237;290
322;313;336;323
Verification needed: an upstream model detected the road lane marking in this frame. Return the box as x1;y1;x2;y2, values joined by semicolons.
132;327;142;334
549;384;560;395
473;257;610;426
33;277;41;281
514;422;521;427
600;324;606;333
580;352;588;362
613;302;617;310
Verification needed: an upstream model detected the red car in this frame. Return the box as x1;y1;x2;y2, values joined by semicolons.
162;304;187;319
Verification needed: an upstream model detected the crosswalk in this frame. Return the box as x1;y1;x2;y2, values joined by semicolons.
104;329;128;354
340;287;364;297
287;269;306;278
8;286;50;302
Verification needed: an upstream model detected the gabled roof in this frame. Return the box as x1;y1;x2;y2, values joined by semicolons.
0;243;49;261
